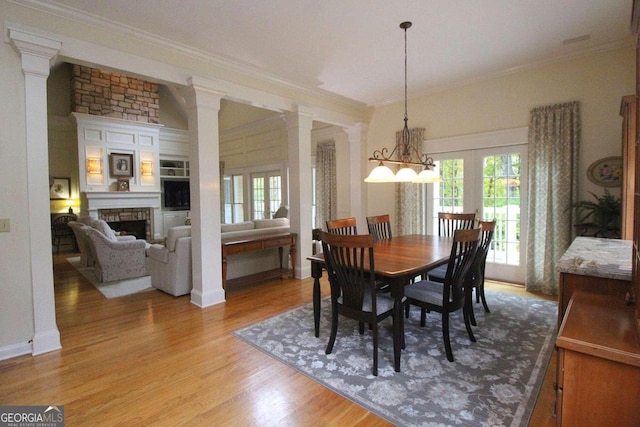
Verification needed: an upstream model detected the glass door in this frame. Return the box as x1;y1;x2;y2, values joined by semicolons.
251;171;282;219
428;145;527;283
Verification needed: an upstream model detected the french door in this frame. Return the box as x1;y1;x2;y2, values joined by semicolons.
251;171;282;220
427;144;528;284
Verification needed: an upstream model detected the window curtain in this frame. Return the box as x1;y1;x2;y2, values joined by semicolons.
315;140;337;229
525;101;580;295
395;127;426;235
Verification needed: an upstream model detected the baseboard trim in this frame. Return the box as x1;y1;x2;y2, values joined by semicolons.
0;341;32;361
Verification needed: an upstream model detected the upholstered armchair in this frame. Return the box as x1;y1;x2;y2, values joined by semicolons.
146;225;192;296
85;225;148;283
68;221;94;267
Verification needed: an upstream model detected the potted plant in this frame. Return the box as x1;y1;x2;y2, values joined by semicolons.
570;190;622;238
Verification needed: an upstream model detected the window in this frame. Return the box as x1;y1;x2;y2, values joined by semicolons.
223;174;244;223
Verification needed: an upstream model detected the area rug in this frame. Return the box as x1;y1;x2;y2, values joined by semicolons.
66;257;154;299
233;290;557;427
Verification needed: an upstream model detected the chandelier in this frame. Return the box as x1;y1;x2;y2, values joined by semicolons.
365;21;440;184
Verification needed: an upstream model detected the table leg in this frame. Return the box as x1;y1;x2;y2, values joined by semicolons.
391;277;404;372
311;261;322;337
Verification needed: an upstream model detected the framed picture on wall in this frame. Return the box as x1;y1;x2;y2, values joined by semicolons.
49;177;71;200
587;156;622;187
117;177;130;192
110;153;134;177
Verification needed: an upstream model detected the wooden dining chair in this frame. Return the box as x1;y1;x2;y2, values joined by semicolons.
51;214;78;254
366;214;392;241
404;228;481;362
320;231;399;376
426;219;496;325
326;217;358;235
438;212;476;237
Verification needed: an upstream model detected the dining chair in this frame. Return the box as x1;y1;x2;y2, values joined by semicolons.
404;227;481;362
326;217;358;235
426;219;496;324
437;212;476;237
320;230;398;376
366;214;392;241
51;214;78;254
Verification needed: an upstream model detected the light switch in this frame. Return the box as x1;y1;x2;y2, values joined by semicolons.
0;218;10;232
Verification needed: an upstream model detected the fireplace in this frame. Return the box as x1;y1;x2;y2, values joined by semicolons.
108;219;147;240
99;207;152;241
82;191;161;241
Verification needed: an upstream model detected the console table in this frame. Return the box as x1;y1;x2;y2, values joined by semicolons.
221;232;296;289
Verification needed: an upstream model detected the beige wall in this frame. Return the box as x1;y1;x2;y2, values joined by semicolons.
366;44;636;225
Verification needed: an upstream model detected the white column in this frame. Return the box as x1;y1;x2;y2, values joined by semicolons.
9;29;62;355
345;123;368;227
184;77;226;307
285;108;314;279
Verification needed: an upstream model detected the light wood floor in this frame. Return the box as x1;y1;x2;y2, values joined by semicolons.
0;252;557;426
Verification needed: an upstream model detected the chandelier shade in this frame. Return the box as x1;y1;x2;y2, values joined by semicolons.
364;21;441;184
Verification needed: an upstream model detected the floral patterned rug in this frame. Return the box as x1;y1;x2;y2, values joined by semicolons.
233;290;557;427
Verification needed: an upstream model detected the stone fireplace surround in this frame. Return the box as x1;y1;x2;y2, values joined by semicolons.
82;191;161;241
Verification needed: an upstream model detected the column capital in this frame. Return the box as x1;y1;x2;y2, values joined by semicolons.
8;27;61;76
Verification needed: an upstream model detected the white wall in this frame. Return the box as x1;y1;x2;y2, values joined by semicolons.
366;45;636;226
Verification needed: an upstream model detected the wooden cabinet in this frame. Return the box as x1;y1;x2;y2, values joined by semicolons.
556;291;640;426
621;94;637;240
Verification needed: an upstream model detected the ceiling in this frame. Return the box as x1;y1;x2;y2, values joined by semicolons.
41;0;633;106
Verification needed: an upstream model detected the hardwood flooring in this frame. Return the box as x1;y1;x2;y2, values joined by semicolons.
0;253;557;426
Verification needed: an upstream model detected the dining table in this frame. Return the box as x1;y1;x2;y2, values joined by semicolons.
307;234;454;372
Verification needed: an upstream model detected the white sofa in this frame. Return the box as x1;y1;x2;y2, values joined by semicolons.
146;218;290;296
147;225;192;296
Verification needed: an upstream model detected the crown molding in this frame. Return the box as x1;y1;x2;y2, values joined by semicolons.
8;0;367;113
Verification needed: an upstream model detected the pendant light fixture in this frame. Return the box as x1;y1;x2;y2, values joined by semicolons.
365;21;440;184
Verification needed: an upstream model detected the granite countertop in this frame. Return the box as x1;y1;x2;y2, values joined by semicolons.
557;237;632;281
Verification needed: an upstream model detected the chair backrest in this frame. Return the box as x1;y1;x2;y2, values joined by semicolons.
326;217;358;235
437;212;476;237
366;214;392;241
320;231;376;310
442;228;481;309
52;214;77;237
466;220;496;287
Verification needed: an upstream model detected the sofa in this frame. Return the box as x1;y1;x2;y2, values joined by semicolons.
146;218;290;296
70;218;148;282
147;225;192;296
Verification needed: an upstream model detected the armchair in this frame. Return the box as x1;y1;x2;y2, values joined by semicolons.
146;226;192;296
85;227;148;282
68;221;94;268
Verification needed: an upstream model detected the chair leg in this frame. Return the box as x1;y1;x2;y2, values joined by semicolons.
463;304;476;343
372;321;378;376
404;301;410;318
420;307;427;327
442;313;454;362
479;283;490;313
325;304;339;354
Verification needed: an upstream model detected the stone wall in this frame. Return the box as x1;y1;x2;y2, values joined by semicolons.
71;65;159;123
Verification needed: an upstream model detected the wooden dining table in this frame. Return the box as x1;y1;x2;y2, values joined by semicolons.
307;234;454;372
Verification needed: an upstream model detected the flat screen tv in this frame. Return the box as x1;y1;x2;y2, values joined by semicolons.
163;180;190;210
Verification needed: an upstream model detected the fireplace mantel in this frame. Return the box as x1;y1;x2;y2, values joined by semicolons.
81;191;162;240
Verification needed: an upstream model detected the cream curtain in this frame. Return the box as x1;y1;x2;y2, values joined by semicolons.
395;128;426;235
525;101;580;295
315;140;337;229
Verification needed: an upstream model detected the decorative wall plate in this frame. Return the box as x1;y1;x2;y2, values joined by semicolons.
587;156;622;187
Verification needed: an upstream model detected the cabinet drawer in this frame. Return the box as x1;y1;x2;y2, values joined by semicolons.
225;241;263;255
263;237;292;248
